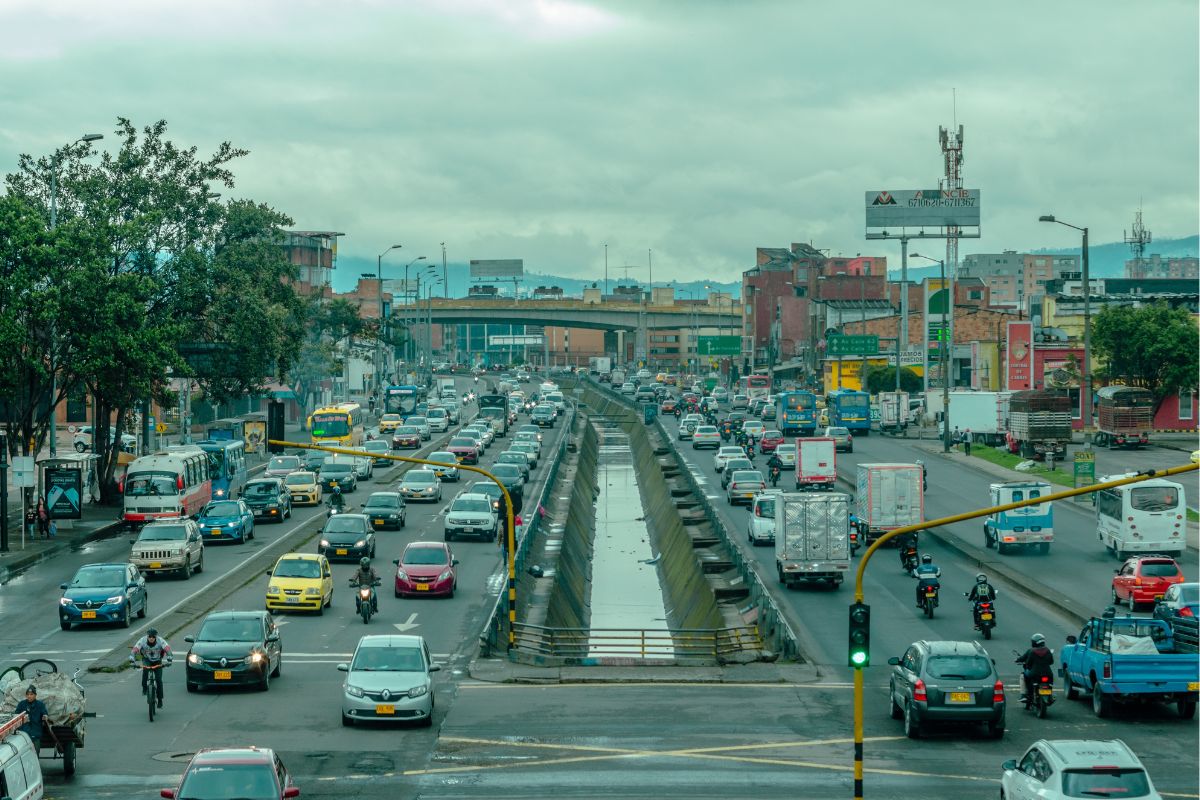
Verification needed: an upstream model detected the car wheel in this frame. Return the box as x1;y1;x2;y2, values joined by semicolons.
890;691;903;720
342;713;353;727
1063;673;1078;700
271;653;282;678
371;544;376;558
74;442;86;452
316;598;324;616
121;603;132;628
903;702;920;739
258;668;270;692
395;587;402;598
1127;593;1136;612
181;558;192;580
60;620;71;631
400;514;406;528
987;718;1005;739
1111;587;1119;604
195;553;204;574
1092;683;1112;718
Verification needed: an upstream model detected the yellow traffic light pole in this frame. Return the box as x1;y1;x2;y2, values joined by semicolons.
270;440;520;649
849;462;1197;799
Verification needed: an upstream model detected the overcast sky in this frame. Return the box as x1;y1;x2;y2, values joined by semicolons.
2;0;1196;287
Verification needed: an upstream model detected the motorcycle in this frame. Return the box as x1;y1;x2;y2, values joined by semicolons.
969;597;997;639
769;465;781;487
920;583;940;619
353;579;381;624
327;500;347;518
1015;654;1055;719
901;548;919;574
848;522;861;555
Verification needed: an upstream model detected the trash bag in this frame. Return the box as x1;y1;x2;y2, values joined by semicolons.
0;672;85;724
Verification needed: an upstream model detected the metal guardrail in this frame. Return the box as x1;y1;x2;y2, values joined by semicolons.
513;622;762;659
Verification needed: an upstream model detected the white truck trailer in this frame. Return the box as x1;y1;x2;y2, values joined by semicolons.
855;463;924;546
774;491;852;588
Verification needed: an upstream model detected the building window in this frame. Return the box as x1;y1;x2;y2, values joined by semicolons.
969;290;983;300
1068;388;1081;420
1181;392;1195;420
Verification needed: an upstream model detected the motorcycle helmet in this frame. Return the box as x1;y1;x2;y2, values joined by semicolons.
333;486;341;495
359;557;371;569
915;460;923;466
921;554;932;564
976;573;988;584
1031;633;1046;646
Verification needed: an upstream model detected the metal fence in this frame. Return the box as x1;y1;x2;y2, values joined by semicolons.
513;622;762;660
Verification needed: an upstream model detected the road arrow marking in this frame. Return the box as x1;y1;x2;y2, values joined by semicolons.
393;612;420;632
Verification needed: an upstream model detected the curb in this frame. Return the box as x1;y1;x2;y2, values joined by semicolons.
0;520;125;584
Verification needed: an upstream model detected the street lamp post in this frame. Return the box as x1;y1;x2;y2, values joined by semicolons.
376;244;403;394
402;256;427;367
1040;215;1092;433
912;254;951;452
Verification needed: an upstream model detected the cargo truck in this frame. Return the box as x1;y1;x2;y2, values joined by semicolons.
588;356;612;375
855;463;923;546
1095;386;1153;449
774;491;852;588
795;437;837;491
933;390;1011;445
1004;389;1071;460
877;391;910;434
477;394;509;437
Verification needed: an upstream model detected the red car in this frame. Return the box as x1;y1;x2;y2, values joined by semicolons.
660;398;678;414
1112;555;1185;610
391;426;421;450
393;542;458;598
446;436;480;465
160;747;299;799
758;430;784;453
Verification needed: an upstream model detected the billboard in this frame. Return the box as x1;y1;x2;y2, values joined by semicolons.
45;466;82;520
1006;321;1034;390
865;189;980;228
470;259;524;279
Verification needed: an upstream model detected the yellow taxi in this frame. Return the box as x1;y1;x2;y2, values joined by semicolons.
265;553;333;614
378;413;403;434
282;470;322;506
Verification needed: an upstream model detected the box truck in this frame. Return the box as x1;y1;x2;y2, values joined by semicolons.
774;491;852;588
795;437;837;491
855;463;924;546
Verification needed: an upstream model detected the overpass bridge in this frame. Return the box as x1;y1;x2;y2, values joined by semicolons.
419;297;739;332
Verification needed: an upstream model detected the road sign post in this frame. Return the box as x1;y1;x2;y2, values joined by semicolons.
827;335;879;357
1073;448;1096;504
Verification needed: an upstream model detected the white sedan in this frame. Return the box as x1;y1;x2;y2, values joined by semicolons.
774;444;797;467
713;446;747;472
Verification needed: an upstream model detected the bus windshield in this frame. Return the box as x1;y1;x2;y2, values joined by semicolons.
311;414;349;437
1130;486;1179;512
385;389;419;416
784;394;812;410
125;472;179;496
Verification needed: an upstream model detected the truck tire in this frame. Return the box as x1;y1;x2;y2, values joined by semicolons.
1092;684;1112;718
1179;700;1197;720
1064;673;1079;700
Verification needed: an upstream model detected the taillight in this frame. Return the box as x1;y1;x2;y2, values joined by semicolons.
177;475;184;490
1180;607;1194;617
913;680;927;702
1102;661;1112;679
992;681;1005;703
118;478;125;494
1039;675;1050;684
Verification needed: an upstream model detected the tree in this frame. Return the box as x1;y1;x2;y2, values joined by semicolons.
863;365;923;394
1092;303;1199;411
286;297;368;419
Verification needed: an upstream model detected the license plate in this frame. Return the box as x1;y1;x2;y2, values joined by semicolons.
1155;594;1165;600
211;529;222;536
925;591;937;597
292;495;304;501
376;704;395;715
948;692;972;703
1188;682;1199;692
416;584;430;592
336;548;349;555
980;613;993;620
81;610;97;619
286;596;299;604
149;562;162;569
214;670;232;681
375;519;385;525
1038;688;1053;696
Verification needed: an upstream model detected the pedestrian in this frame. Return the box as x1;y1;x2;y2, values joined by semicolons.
37;497;49;538
24;505;36;539
963;428;972;457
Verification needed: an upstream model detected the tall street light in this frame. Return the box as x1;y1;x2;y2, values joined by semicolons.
402;256;427;365
1040;214;1092;434
48;132;104;458
912;253;951;453
375;244;403;394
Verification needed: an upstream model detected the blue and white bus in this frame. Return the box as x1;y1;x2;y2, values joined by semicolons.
384;385;421;421
195;439;249;501
775;391;817;436
827;389;870;434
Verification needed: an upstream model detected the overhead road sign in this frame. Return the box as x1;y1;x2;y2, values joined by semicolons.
865;189;981;228
827;334;879;357
470;259;524;279
697;336;740;356
488;335;544;346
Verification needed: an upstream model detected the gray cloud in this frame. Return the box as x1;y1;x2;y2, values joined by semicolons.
1;0;1195;291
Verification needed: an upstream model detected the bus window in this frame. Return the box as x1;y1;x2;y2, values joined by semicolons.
1130;486;1178;512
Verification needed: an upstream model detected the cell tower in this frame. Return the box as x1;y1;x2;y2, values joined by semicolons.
1124;207;1152;277
939;123;965;277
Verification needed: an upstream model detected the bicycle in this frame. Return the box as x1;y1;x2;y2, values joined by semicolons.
137;662;170;722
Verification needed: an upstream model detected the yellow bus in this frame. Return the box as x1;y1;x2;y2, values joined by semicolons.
308;402;365;447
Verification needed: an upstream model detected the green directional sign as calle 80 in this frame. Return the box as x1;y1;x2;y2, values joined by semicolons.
827;334;879;357
697;335;741;356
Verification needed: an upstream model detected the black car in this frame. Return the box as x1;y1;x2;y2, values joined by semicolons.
240;478;292;523
495;452;530;482
361;492;407;530
184;610;282;692
887;640;1005;739
467;480;505;513
317;514;376;561
303;451;328;473
490;463;525;502
317;461;358;493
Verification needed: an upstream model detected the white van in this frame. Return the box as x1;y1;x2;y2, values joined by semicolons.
1096;475;1187;559
0;714;44;800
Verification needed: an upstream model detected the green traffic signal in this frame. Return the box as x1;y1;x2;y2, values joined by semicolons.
848;602;870;668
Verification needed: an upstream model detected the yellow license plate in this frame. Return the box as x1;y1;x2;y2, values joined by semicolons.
925;591;937;597
1188;682;1199;692
948;692;972;703
980;613;993;620
1038;688;1053;696
149;562;162;569
214;670;232;680
1155;594;1165;600
81;610;97;619
375;519;385;525
376;704;395;715
416;584;430;592
336;549;348;555
211;529;221;536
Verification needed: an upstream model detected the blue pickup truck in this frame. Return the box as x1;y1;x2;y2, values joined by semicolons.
1060;615;1199;719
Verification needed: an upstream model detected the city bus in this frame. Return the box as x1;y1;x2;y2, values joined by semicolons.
308;402;365;447
194;439;248;501
1096;475;1187;558
775;390;817;436
737;374;772;402
383;385;421;421
120;446;212;527
827;389;871;434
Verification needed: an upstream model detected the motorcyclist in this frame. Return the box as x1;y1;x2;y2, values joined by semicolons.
767;452;783;487
328;485;345;511
916;460;927;492
1015;633;1055;702
965;573;998;627
349;557;379;613
898;535;919;569
912;554;941;608
130;628;173;708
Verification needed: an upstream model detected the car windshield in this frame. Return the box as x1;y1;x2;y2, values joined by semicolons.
764;431;781;438
1130;486;1179;512
499;454;523;464
1140;561;1180;577
268;457;299;471
756;499;776;517
925;655;992;680
322;463;352;475
197;618;263;642
472;484;502;498
351;646;426;672
364;442;389;452
696;426;717;434
404;471;436;485
409;417;428;427
1061;768;1151;798
1178;585;1200;603
428;409;447;419
366;494;400;508
493;465;521;479
719;448;742;456
828;428;850;436
454;499;492;514
273;559;321;579
429;452;457;464
381;414;401;423
448;439;476;449
178;763;279;800
404;547;449;566
284;473;314;486
731;471;764;483
124;472;179;497
70;567;126;588
396;427;420;436
726;460;752;471
244;482;277;496
139;524;189;541
324;517;367;533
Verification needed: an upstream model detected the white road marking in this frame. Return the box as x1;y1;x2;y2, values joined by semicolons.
393;612;420;632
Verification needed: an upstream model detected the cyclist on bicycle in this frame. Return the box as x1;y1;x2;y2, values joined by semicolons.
130;628;173;708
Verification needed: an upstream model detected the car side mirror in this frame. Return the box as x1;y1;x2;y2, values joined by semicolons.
1001;760;1017;772
1066;635;1078;645
60;583;69;590
267;633;280;643
184;636;195;643
161;790;178;799
128;582;140;590
393;559;401;565
337;663;349;672
886;657;900;666
129;538;137;545
1114;569;1121;574
452;559;460;566
430;664;442;672
283;788;300;799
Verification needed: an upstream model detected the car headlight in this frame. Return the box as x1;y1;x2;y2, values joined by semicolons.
408;685;429;698
59;597;72;606
187;653;202;665
215;488;225;497
320;539;330;547
106;594;125;605
354;540;366;548
249;652;265;664
169;548;182;556
268;585;281;594
227;521;238;527
346;684;365;698
396;569;409;581
438;569;453;581
305;587;321;595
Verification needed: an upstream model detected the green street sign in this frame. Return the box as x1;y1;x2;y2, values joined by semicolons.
1074;448;1096;503
697;335;740;356
827;334;879;356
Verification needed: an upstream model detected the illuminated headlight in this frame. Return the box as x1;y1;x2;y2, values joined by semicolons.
59;597;73;606
215;488;225;497
106;595;125;605
187;653;202;665
268;508;279;515
346;684;365;698
408;685;429;698
227;521;237;528
320;539;331;547
304;587;321;595
249;652;265;664
268;585;281;594
354;540;366;548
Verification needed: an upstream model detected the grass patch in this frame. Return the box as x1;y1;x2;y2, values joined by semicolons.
965;446;1076;487
1188;508;1199;523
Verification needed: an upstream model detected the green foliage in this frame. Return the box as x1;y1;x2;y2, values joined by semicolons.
286;296;368;416
1092;303;1199;404
863;365;923;394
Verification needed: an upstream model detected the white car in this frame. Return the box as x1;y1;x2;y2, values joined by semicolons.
713;446;747;472
338;634;439;727
692;425;721;450
73;425;136;453
742;420;766;440
348;450;374;480
620;382;636;395
747;492;779;546
426;408;449;433
363;439;392;465
774;443;797;467
407;416;432;440
1001;739;1162;800
444;493;498;542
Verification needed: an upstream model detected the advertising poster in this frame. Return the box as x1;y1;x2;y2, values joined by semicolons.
45;466;82;520
1006;321;1033;390
243;420;267;454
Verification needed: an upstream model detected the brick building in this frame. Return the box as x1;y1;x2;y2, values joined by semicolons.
1125;254;1199;280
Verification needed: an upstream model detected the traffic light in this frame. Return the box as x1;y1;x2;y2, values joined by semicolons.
848;602;870;668
267;401;285;454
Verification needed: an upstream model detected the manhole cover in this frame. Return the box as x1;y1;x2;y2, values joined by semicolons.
152;751;195;763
